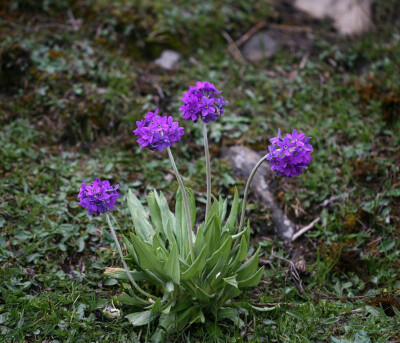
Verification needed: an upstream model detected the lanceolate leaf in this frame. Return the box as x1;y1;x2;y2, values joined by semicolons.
103;267;146;282
224;187;239;234
218;307;243;327
175;188;196;232
218;196;228;224
227;234;248;273
205;236;232;271
117;292;150;306
204;215;222;256
195;285;216;303
146;191;163;233
237;246;260;281
127;190;155;243
122;236;138;264
181;244;207;281
237;267;265;288
223;275;238;289
203;255;227;289
164;242;180;284
129;233;165;276
125;310;154;326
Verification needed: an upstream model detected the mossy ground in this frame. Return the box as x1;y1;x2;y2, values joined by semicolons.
0;0;399;342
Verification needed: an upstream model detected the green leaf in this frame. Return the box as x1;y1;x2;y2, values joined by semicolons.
176;305;200;326
204;255;227;288
76;237;85;252
194;286;215;303
236;246;260;281
205;200;220;227
129;233;165;276
142;270;164;286
223;275;238;289
231;227;248;240
150;298;162;314
218;196;228;223
175;187;196;232
321;315;340;325
159;313;179;334
204;215;222;256
152;232;168;261
181;244;207;281
237;266;264;288
164;242;180;284
127;190;155;243
122;236;138;264
147;191;163;233
251;304;277;312
228;232;249;273
154;191;178;248
103;267;146;281
125;310;154;326
116;292;149;306
205;236;232;271
189;308;205;324
219;285;242;304
104;278;118;286
218;307;243;327
387;188;400;197
224;188;239;234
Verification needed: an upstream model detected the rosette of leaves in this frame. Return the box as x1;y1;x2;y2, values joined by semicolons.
105;188;263;335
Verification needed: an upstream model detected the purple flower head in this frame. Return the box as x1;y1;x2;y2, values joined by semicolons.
133;109;184;151
78;178;121;216
180;81;227;123
266;129;312;177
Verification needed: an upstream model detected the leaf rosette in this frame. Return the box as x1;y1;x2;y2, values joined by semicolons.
104;188;263;334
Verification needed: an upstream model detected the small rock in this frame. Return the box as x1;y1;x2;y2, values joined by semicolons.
241;30;280;62
294;0;372;35
154;50;181;70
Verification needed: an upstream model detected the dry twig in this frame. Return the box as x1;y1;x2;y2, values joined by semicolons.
291;217;320;241
222;31;247;65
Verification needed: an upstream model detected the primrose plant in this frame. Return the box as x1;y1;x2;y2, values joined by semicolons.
78;81;312;337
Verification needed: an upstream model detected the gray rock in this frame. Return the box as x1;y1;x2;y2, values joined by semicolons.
154;50;181;70
294;0;372;35
241;30;280;62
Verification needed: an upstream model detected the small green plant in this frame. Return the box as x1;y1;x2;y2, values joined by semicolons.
77;82;312;339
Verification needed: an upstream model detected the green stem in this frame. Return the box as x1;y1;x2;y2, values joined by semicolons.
202;122;212;219
166;147;195;262
105;213;155;300
237;155;267;234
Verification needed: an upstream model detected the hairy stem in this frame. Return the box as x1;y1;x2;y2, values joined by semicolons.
202;122;212;219
166;147;195;261
105;213;155;300
237;155;267;234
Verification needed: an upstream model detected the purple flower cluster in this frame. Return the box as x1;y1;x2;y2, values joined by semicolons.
78;178;121;215
180;81;228;123
266;129;313;177
133;109;185;151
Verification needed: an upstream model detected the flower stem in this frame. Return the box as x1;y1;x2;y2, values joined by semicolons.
237;155;267;234
105;213;155;300
202;122;212;219
166;147;195;262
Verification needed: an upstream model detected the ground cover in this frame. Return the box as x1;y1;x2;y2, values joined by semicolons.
0;0;399;341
